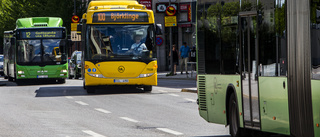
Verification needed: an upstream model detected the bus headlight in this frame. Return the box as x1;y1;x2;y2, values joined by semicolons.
88;73;105;78
61;69;67;73
18;71;24;74
139;73;154;78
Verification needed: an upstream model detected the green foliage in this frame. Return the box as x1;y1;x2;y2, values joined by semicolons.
0;0;87;54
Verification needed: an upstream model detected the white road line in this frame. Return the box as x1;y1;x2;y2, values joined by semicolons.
168;93;179;97
184;98;196;102
65;96;73;99
95;108;111;114
120;117;139;123
75;101;88;106
82;130;106;137
158;90;168;93
156;128;183;135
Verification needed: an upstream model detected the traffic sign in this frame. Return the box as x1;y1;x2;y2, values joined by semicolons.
156;37;163;46
71;23;79;31
71;31;81;41
166;6;176;16
72;15;80;23
165;16;177;27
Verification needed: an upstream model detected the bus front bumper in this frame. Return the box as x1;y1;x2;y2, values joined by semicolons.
85;73;157;86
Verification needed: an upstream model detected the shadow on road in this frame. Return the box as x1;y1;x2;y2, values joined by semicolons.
35;86;149;97
0;79;65;86
156;79;196;89
192;135;230;137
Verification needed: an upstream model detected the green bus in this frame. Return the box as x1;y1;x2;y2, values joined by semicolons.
197;0;320;137
3;17;68;83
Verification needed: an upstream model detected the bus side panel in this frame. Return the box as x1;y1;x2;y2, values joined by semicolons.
259;77;290;135
311;80;320;137
198;75;242;126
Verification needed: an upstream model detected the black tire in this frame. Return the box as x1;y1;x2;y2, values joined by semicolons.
75;74;79;79
143;85;152;92
86;86;95;94
83;81;86;89
8;76;13;81
229;93;241;137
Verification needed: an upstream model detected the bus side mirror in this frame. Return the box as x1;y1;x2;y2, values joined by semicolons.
10;37;15;45
156;24;162;35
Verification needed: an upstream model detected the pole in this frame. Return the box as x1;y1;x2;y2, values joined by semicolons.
74;0;77;51
169;0;174;75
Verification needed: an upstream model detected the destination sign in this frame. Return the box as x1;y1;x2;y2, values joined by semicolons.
19;30;63;39
93;12;149;22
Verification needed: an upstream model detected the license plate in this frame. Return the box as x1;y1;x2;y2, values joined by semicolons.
37;75;48;78
114;79;129;83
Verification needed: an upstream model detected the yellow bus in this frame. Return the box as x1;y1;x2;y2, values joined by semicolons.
80;0;160;93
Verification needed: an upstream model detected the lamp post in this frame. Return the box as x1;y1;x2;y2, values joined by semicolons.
169;0;174;75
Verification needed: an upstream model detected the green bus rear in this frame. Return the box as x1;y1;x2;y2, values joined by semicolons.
5;17;68;83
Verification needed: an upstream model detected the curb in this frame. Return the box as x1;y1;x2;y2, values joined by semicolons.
181;88;197;93
158;77;196;80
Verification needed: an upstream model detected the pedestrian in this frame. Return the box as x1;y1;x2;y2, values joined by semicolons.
190;46;196;71
169;44;179;75
179;42;190;74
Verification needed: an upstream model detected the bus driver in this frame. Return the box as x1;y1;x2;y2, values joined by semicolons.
130;35;147;52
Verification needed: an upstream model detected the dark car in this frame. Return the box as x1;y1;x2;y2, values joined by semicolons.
69;51;82;79
0;55;3;76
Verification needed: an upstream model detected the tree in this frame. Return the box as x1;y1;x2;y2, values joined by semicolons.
0;0;87;54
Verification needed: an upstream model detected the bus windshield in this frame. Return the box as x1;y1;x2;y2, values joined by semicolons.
17;39;67;65
85;24;155;61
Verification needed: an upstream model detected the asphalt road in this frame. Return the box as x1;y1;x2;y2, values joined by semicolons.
0;78;230;137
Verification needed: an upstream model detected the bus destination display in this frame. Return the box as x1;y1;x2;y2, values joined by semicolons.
93;12;148;22
19;30;63;39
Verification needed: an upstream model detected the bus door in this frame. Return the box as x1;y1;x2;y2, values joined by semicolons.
239;11;260;129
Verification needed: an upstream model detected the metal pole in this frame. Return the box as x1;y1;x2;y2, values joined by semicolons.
74;0;77;51
169;0;174;75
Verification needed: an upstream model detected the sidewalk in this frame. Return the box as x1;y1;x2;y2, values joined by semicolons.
157;71;197;93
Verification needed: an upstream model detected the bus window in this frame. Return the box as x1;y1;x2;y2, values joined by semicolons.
311;2;320;79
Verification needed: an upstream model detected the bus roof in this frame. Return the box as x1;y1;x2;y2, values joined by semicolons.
84;0;154;24
16;17;63;28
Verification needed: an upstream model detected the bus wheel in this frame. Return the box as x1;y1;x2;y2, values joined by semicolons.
83;81;86;89
229;93;241;137
143;86;152;92
8;76;13;82
86;86;95;94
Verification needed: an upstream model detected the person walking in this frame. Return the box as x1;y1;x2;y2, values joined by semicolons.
169;44;179;75
179;42;190;74
190;46;197;71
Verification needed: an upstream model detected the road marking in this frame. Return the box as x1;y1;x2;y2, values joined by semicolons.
65;96;73;99
82;130;106;137
95;108;111;114
168;94;179;97
120;117;139;123
156;128;183;135
158;90;168;93
75;101;88;106
184;98;196;102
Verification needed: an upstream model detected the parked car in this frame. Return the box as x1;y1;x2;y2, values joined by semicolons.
69;51;82;79
0;55;3;76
